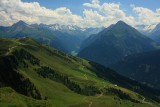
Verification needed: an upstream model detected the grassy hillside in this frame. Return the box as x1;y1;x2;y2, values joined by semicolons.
0;87;49;107
0;38;160;107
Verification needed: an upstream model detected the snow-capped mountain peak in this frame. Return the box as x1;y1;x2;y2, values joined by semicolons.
48;24;86;31
151;23;160;33
135;24;157;35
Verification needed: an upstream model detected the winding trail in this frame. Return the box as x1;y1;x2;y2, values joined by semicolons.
84;81;106;107
82;66;93;107
84;74;88;80
83;97;93;107
89;102;93;107
142;97;153;106
82;66;107;107
96;82;106;98
82;66;89;80
81;66;154;107
5;46;17;55
97;92;103;98
142;97;145;102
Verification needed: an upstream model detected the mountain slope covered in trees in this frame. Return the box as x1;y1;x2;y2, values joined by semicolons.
0;38;160;107
111;49;160;89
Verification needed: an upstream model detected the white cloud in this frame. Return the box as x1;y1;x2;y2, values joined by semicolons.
83;0;100;8
0;0;159;28
132;6;160;25
83;0;160;27
83;9;105;27
100;3;125;18
0;11;13;25
0;0;83;26
54;7;72;15
83;0;136;27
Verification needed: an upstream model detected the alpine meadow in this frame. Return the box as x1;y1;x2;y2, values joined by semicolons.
0;0;160;107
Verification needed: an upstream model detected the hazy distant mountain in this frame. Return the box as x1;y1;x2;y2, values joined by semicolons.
0;21;68;52
151;23;160;33
135;24;157;35
135;23;160;44
149;23;160;43
36;23;104;38
39;23;87;33
111;49;160;89
31;23;104;55
79;24;114;50
78;21;159;67
0;20;103;54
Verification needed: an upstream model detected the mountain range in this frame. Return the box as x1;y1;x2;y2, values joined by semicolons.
136;23;160;44
0;20;103;54
0;38;160;107
135;24;157;35
149;23;160;44
1;20;160;107
78;21;159;67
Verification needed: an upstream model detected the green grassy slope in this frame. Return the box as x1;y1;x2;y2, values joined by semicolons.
0;38;160;107
0;87;49;107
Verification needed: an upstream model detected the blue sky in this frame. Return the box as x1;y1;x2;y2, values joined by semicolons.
0;0;160;27
22;0;160;15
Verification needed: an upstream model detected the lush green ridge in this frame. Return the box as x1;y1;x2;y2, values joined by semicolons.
0;38;160;107
0;87;50;107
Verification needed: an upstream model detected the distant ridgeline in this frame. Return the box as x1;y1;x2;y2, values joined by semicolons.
0;20;103;54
